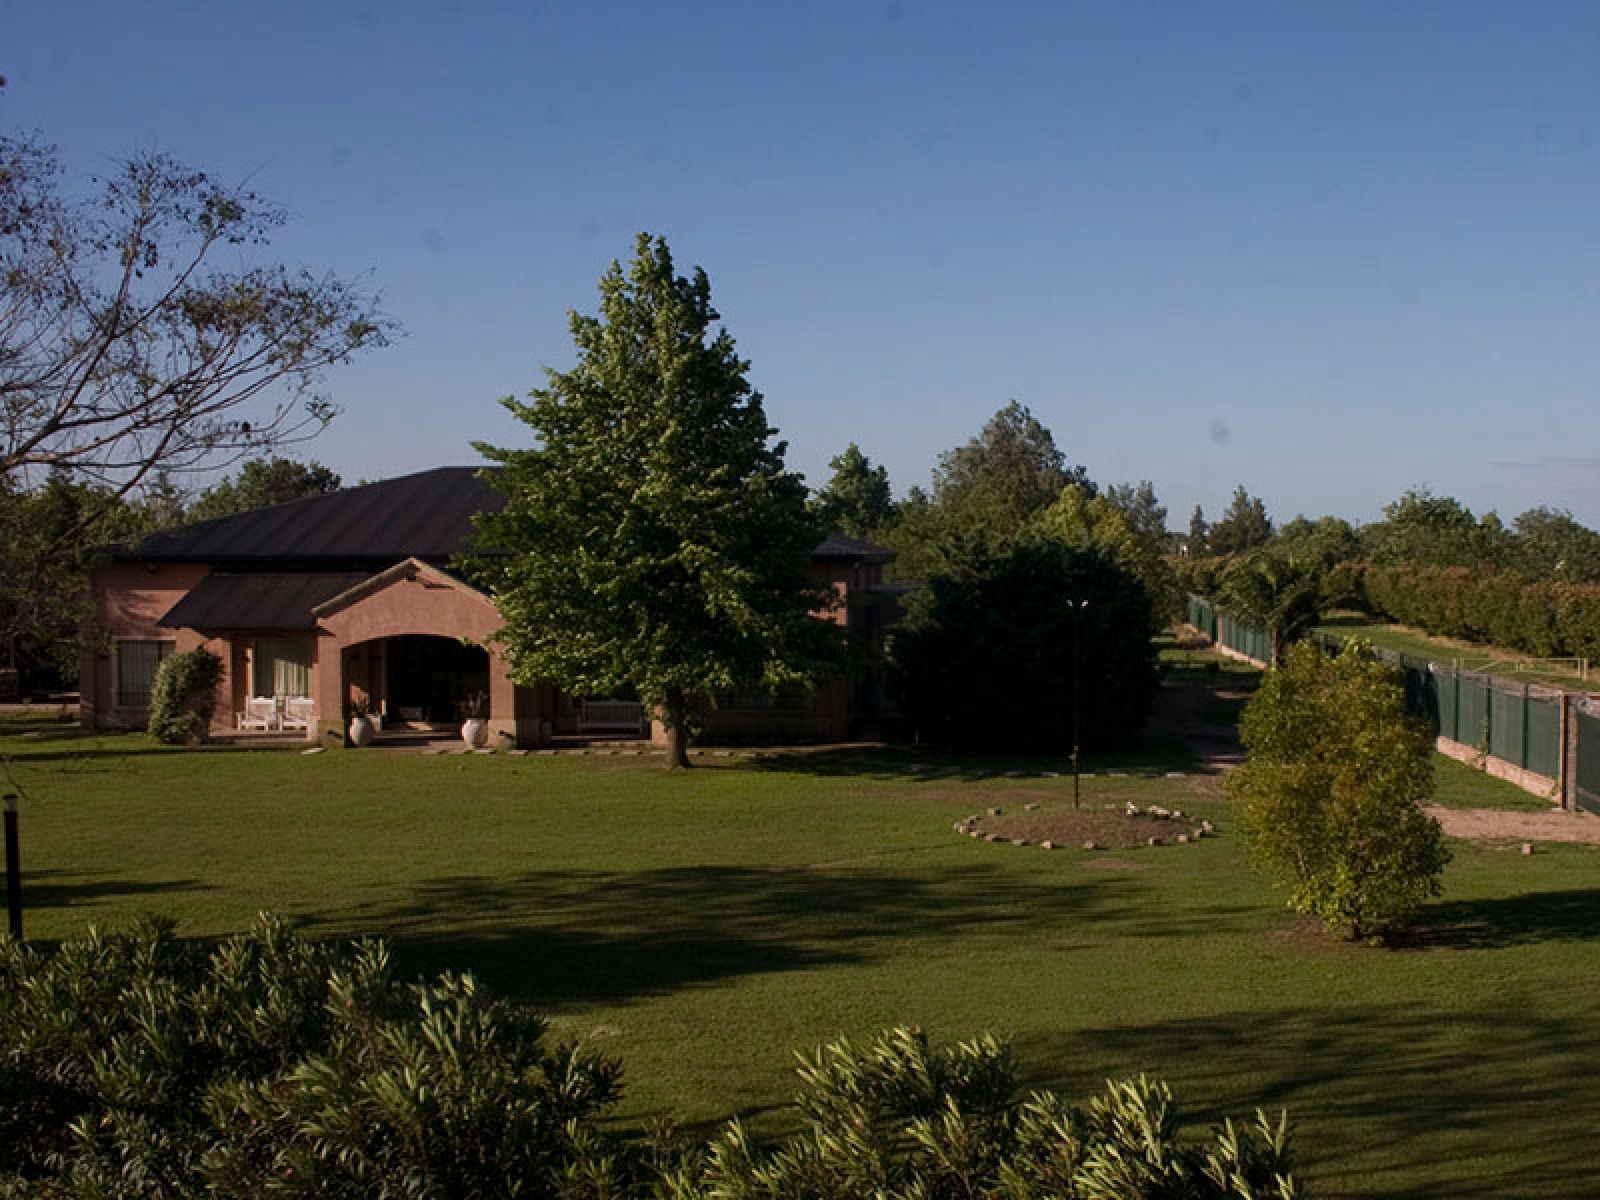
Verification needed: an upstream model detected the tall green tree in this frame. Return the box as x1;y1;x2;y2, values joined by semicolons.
1228;640;1449;941
1509;507;1600;582
1104;479;1168;543
1186;503;1210;556
1208;486;1273;556
930;400;1088;544
0;476;135;689
811;442;895;537
880;402;1090;581
887;538;1156;754
1034;483;1176;622
186;457;342;522
474;235;834;768
1361;488;1509;569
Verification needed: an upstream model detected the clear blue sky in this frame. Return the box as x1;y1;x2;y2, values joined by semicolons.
10;1;1600;529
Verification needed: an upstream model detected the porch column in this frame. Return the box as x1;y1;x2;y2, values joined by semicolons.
313;629;345;744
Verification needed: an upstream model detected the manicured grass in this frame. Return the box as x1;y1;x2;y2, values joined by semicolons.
1317;615;1595;690
4;713;1599;1197
1431;753;1554;813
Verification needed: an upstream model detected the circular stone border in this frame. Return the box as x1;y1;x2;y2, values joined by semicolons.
954;802;1215;852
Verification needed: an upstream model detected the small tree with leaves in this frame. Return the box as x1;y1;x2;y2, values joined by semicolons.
1228;640;1450;940
475;234;836;768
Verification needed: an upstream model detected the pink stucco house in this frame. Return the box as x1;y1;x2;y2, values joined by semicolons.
81;467;898;746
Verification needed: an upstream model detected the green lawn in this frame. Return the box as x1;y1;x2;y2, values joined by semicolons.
3;713;1595;1198
1316;614;1595;689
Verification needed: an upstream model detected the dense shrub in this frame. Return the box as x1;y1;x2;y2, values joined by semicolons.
146;647;224;744
662;1027;1301;1199
887;539;1158;754
0;916;624;1197
1361;565;1600;660
1228;641;1450;941
1;921;1306;1199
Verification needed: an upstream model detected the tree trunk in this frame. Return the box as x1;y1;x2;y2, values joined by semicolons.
663;690;692;769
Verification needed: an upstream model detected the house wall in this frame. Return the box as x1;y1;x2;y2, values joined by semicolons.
81;562;213;730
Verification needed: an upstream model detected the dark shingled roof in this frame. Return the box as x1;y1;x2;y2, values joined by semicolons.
158;572;371;631
812;530;895;562
110;467;502;565
111;465;895;567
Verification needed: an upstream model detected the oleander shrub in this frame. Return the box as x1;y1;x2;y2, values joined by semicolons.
659;1027;1302;1199
146;647;224;745
0;916;624;1198
1;922;1305;1198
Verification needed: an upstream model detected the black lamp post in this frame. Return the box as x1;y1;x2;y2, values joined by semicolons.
1070;598;1089;809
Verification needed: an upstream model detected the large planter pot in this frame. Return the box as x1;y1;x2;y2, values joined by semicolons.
461;718;487;750
348;715;375;747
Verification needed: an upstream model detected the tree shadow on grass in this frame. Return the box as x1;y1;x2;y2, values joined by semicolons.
1402;888;1600;950
1021;1001;1600;1199
740;738;1197;784
20;868;211;913
321;863;1140;1011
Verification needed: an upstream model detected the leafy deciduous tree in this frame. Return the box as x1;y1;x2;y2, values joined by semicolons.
1034;483;1176;622
888;538;1157;753
1510;507;1600;583
931;401;1090;542
1228;640;1449;941
186;456;341;523
474;234;835;768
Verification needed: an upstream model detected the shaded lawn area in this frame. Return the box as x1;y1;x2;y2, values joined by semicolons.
4;714;1598;1198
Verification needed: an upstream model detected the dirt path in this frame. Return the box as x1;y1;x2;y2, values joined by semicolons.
1150;680;1600;843
1427;806;1600;844
1146;680;1244;771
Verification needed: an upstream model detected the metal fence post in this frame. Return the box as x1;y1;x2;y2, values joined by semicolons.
4;794;20;941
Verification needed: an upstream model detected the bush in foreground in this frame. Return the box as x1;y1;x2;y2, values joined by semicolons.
0;918;1303;1198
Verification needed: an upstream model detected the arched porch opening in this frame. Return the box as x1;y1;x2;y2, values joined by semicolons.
344;634;490;731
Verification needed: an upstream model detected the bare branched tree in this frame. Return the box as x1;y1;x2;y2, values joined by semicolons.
0;132;391;501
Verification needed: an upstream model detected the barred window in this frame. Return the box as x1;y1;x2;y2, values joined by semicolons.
116;640;174;708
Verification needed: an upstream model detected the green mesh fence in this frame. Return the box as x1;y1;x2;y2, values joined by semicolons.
1576;705;1600;815
1488;685;1527;768
1186;595;1217;640
1219;613;1271;663
1526;696;1561;780
1457;676;1491;751
1433;665;1459;741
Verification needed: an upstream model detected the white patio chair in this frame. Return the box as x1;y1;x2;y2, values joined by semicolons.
281;695;314;732
280;694;313;732
237;695;278;731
